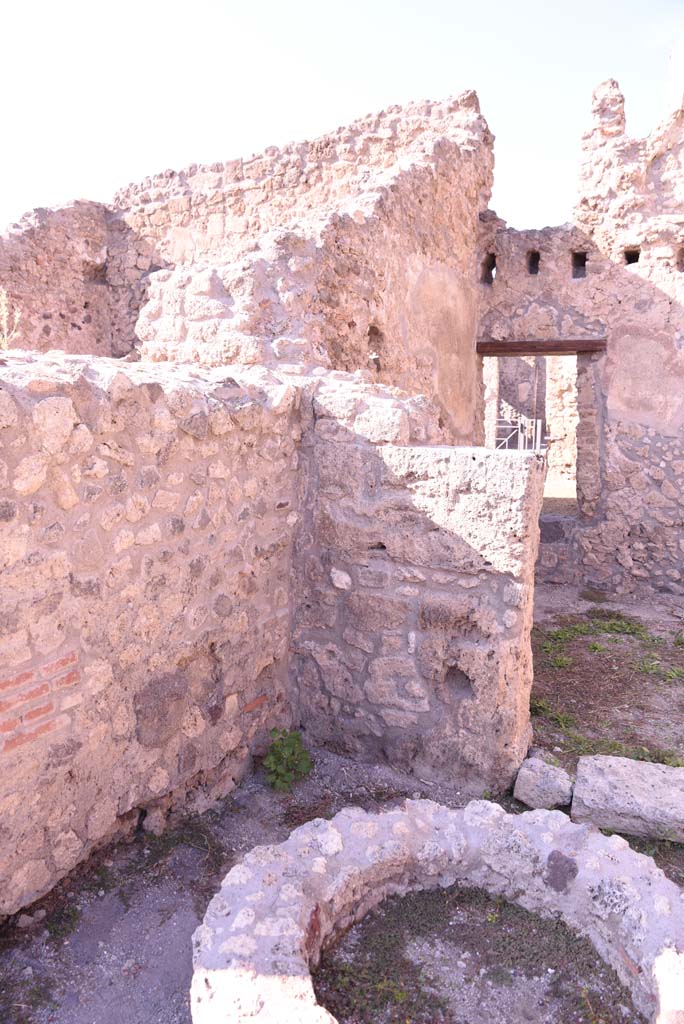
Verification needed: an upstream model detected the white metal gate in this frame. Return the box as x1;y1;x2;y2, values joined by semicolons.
495;415;545;452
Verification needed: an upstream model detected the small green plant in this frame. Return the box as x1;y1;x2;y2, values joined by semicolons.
547;623;593;644
588;611;648;639
636;656;661;675
0;288;20;349
664;667;684;682
673;631;684;648
550;653;572;669
46;904;80;940
529;696;577;730
582;988;609;1024
587;641;607;653
263;728;312;792
563;732;684;768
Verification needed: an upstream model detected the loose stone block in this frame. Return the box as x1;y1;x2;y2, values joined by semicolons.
514;757;573;809
571;755;684;842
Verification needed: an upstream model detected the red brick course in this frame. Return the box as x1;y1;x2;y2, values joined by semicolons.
242;694;268;714
4;719;59;752
0;670;35;693
1;651;79;752
53;669;79;689
0;683;50;716
40;651;78;680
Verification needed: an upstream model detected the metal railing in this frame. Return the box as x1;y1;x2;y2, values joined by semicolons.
495;416;545;452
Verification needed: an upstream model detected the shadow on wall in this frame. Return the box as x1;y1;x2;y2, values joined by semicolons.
290;398;546;796
0;353;544;916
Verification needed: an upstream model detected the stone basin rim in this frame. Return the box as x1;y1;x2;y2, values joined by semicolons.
190;798;684;1024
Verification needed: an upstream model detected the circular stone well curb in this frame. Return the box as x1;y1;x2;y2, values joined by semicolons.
190;799;684;1023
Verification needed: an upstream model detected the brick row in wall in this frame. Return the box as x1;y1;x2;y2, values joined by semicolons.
0;651;78;753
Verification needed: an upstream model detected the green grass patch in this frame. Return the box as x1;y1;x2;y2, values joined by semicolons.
530;696;684;767
530;697;578;730
46;905;80;941
550;653;572;669
557;727;683;768
636;656;662;675
535;612;652;665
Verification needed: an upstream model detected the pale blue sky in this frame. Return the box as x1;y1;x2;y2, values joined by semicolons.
1;0;683;231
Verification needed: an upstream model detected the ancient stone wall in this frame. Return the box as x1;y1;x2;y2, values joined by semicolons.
0;203;112;356
1;96;494;443
0;202;156;359
293;376;545;792
121;95;493;442
0;354;300;914
478;82;684;594
0;94;550;914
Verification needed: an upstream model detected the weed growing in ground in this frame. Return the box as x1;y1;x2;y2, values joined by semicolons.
531;695;684;767
550;653;572;669
530;697;577;730
264;729;312;792
536;611;684;685
636;656;662;675
582;989;609;1024
46;905;80;941
586;609;650;639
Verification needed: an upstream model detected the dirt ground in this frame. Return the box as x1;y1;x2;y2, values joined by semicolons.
0;753;460;1024
541;470;578;516
532;585;684;774
313;884;642;1024
1;583;682;1023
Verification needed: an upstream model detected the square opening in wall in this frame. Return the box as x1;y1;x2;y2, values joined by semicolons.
481;253;497;285
527;250;540;275
624;248;640;265
572;251;587;279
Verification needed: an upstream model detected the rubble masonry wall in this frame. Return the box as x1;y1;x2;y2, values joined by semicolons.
0;354;300;914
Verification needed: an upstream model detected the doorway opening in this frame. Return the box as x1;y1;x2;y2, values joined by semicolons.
483;354;579;515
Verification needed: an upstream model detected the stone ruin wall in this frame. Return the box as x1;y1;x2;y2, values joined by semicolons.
479;81;684;596
0;353;544;916
293;377;544;788
0;95;552;915
0;203;137;359
116;95;492;443
6;77;683;919
0;97;492;443
0;355;301;914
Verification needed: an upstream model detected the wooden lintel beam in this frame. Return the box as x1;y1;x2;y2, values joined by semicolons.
477;339;607;356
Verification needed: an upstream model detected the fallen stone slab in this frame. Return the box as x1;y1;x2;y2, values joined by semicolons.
191;799;684;1024
572;755;684;842
514;756;573;809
